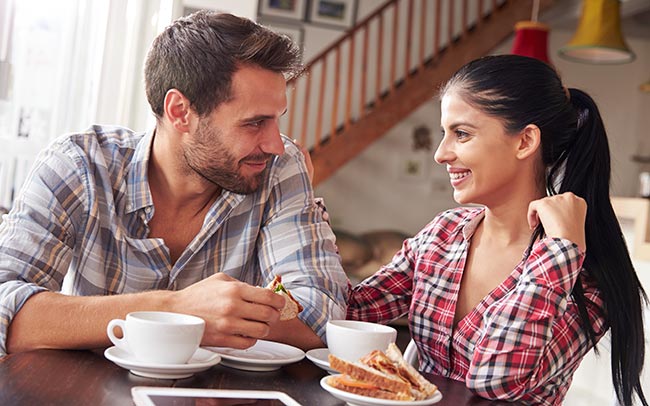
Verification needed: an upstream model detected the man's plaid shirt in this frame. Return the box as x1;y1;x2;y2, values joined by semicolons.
0;125;349;354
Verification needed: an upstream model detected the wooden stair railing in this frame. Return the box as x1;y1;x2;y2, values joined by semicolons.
281;0;553;186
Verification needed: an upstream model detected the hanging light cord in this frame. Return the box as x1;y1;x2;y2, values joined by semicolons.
531;0;540;22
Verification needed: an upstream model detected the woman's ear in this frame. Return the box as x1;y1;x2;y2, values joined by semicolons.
163;89;195;133
516;124;541;160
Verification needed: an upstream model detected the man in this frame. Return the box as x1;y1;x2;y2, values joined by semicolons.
0;11;348;355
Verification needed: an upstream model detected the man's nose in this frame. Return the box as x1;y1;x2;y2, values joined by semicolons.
261;122;285;156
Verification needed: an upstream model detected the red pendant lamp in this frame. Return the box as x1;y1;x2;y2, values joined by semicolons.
511;0;551;64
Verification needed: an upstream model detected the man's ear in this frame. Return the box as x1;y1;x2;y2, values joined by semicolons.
515;124;541;160
163;89;195;133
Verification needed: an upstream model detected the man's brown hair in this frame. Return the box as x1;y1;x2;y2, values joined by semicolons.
144;11;302;119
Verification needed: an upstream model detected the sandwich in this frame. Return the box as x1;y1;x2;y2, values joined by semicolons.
265;275;303;321
327;342;439;401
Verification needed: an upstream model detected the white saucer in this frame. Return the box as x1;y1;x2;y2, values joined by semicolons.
306;348;338;374
104;346;221;379
321;375;443;406
206;340;305;372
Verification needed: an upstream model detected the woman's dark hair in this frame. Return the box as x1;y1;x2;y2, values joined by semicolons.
442;54;648;406
144;11;302;119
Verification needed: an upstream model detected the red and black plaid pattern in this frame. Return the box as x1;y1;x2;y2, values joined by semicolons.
348;207;606;405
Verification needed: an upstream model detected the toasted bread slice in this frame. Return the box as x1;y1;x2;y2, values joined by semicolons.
385;342;438;400
266;275;303;321
328;353;412;396
326;374;415;401
360;349;406;381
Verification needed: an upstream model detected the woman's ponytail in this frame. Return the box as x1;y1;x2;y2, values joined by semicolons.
559;88;648;406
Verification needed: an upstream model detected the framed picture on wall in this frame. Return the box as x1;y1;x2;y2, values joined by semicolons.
396;151;432;184
308;0;357;29
259;0;307;22
180;0;257;20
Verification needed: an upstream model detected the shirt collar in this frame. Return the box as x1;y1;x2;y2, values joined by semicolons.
461;206;486;241
124;129;277;216
125;128;155;214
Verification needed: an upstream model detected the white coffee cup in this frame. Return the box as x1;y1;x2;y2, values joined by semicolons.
326;320;397;362
106;311;205;364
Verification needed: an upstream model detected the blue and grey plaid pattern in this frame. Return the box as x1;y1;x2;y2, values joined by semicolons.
0;125;349;354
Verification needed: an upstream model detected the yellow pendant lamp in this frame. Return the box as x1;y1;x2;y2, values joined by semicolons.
558;0;635;64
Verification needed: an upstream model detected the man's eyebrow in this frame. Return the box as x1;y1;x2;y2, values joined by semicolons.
240;109;288;123
241;114;274;123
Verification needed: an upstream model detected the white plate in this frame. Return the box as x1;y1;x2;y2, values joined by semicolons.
306;348;338;374
104;346;221;379
320;375;443;406
206;340;305;371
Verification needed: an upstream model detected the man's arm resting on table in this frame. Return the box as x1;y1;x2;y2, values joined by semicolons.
5;273;289;353
265;318;324;350
6;290;175;353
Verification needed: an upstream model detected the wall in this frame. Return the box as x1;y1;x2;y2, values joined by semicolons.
275;0;482;154
564;216;650;405
315;28;650;236
265;0;384;62
542;32;650;199
315;101;453;235
178;0;257;19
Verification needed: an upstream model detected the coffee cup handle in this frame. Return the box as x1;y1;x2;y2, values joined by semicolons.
106;319;129;352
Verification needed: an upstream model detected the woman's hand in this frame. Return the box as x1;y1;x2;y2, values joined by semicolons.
527;192;587;252
293;139;314;183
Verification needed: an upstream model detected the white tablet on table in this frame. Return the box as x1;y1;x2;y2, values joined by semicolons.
131;386;302;406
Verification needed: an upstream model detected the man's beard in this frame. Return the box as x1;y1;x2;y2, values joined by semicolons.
183;120;271;195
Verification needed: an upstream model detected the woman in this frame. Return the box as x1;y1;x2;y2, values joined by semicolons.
347;55;648;406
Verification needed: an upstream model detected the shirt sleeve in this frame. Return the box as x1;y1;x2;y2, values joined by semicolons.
256;140;350;341
0;141;82;355
466;237;607;400
345;234;416;323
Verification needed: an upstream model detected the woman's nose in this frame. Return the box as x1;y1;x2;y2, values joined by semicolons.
434;136;453;164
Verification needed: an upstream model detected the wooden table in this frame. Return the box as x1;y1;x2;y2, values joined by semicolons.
0;349;515;405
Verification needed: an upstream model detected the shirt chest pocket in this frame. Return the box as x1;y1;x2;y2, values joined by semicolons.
109;236;172;292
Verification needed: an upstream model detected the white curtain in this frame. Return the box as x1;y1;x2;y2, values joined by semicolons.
0;0;14;101
0;0;260;208
0;0;174;208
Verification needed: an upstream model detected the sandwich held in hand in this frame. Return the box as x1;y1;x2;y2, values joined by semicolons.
327;342;439;401
266;275;303;321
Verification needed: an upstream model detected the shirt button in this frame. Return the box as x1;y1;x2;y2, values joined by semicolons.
145;207;151;213
126;203;132;210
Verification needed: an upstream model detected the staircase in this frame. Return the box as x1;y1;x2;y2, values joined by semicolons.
281;0;553;186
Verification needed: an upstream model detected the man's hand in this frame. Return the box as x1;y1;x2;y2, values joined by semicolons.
171;273;286;349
